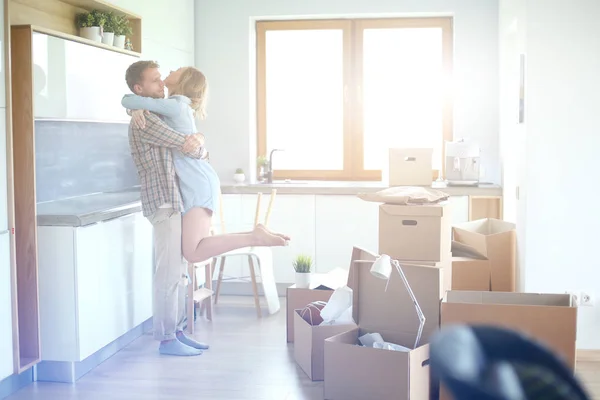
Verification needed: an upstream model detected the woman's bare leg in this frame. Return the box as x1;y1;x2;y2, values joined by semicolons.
182;207;289;263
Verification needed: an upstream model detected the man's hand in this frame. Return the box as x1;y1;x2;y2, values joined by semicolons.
131;109;148;129
182;133;205;155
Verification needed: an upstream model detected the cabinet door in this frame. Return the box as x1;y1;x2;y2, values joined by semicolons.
131;212;153;325
211;194;243;281
33;33;135;122
447;195;469;224
241;194;316;283
315;196;379;273
75;219;115;360
0;232;14;380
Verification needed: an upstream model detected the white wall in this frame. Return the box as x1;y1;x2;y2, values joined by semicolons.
501;0;600;350
110;0;195;77
194;0;500;183
498;0;528;290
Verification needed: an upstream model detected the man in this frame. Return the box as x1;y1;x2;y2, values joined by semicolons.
124;60;207;357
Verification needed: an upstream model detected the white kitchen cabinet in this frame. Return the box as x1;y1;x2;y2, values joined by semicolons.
32;32;135;122
314;196;379;273
37;212;153;362
0;232;14;380
447;195;470;224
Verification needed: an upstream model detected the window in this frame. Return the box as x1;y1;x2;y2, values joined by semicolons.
256;17;453;181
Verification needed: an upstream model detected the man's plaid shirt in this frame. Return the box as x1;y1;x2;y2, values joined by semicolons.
128;113;203;218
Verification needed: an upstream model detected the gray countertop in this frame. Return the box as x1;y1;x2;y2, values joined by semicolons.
36;182;502;227
37;190;142;227
220;181;503;196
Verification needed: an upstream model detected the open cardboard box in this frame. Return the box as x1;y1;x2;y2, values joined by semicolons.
292;252;371;380
379;202;452;262
323;249;443;399
452;219;516;292
441;291;577;369
286;268;349;343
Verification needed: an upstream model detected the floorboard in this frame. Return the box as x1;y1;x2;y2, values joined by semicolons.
5;296;599;399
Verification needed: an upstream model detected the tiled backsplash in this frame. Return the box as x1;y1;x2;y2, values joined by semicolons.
35;120;139;203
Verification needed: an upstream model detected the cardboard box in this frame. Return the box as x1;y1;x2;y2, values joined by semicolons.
379;203;452;262
450;256;490;291
293;249;374;380
388;148;433;186
441;291;577;369
323;249;444;399
294;310;356;381
452;219;516;292
286;268;348;343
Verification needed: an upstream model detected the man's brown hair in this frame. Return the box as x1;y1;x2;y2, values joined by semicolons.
125;60;160;92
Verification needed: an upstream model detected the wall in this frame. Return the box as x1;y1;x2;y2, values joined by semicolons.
109;0;195;78
0;0;195;389
194;0;500;183
500;0;600;350
498;0;527;290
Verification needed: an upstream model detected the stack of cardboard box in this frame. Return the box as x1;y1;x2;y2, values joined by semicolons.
287;200;578;400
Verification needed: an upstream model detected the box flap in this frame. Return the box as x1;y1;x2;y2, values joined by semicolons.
451;241;488;260
348;249;443;349
445;291;574;307
453;218;516;236
380;202;449;217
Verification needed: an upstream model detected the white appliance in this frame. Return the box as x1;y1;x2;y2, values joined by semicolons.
445;140;480;186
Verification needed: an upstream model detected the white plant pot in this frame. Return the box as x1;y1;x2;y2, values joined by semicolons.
233;173;245;183
101;32;115;46
80;26;102;43
295;272;311;289
113;35;126;49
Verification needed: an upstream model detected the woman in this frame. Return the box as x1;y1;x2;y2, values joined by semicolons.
122;67;289;263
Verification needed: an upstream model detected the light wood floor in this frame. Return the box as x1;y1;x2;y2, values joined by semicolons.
5;296;600;400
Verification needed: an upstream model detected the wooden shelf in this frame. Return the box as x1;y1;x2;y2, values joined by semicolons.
31;25;141;58
9;0;142;54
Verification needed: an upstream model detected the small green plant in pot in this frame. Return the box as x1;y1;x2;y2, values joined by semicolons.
101;12;117;46
257;155;268;182
293;254;313;288
76;9;106;43
233;168;246;184
113;14;133;49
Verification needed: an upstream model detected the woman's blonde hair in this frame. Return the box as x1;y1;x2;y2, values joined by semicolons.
169;67;208;119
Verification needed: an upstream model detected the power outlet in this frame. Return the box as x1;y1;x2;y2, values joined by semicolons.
580;292;594;307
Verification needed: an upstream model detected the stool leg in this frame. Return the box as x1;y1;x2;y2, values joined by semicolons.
248;256;262;318
186;262;195;334
214;257;226;304
205;259;215;321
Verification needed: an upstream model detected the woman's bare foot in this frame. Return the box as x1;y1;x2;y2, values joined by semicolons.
252;225;288;247
256;224;291;241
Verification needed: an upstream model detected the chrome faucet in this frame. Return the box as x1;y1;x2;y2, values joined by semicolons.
267;149;284;184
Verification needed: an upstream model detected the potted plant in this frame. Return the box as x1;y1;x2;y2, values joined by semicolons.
113;14;132;49
77;10;106;43
233;168;245;183
293;254;312;289
257;155;268;182
101;11;117;46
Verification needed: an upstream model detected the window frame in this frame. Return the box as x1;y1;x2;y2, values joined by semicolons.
256;17;454;181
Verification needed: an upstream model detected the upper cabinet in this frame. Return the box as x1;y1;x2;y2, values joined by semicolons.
33;32;136;122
